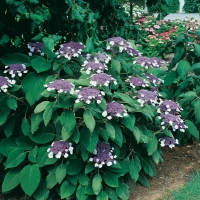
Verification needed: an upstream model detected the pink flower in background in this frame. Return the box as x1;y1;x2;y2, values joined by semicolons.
154;25;160;29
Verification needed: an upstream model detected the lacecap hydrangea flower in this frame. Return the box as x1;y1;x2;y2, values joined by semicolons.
90;73;117;87
83;52;111;64
146;74;163;85
56;42;84;59
102;101;128;120
133;56;165;69
75;87;105;104
47;140;74;158
27;42;45;56
158;100;182;115
81;61;108;74
106;37;131;52
136;89;159;107
128;76;149;88
158;114;187;132
44;79;75;94
4;64;28;78
126;47;141;57
0;76;16;92
159;137;179;148
89;141;117;168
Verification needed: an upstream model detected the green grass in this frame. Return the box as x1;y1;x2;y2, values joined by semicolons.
161;171;200;200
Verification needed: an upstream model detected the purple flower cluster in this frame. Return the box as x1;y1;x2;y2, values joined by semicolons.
89;141;117;168
75;87;105;104
47;140;74;158
84;52;111;64
106;37;131;52
4;64;28;78
56;42;84;60
82;61;108;74
0;76;16;92
136;89;159;106
27;42;45;56
126;47;141;57
146;74;163;85
102;101;128;120
159;137;179;148
158;114;187;132
128;76;149;88
133;56;165;69
44;79;75;94
158;100;182;115
90;73;117;87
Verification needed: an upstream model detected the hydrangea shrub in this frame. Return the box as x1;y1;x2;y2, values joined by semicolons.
0;37;187;199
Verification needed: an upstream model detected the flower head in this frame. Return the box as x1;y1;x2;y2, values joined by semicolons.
47;140;74;158
84;52;111;64
146;74;163;85
136;89;159;106
4;64;28;78
27;42;45;56
128;76;149;88
126;47;141;57
90;73;117;87
159;137;178;148
56;42;84;59
75;87;104;104
44;79;75;94
89;141;117;168
102;101;128;120
81;61;108;74
158;114;187;132
0;76;16;92
158;100;182;115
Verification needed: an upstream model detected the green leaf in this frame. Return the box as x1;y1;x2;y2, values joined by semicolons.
176;60;190;80
60;180;76;199
185;120;199;139
67;159;83;175
78;170;89;186
103;171;118;187
60;110;76;139
31;57;51;73
2;167;21;193
114;92;135;106
83;110;96;133
85;163;95;174
43;102;54;126
141;159;156;177
28;146;38;162
111;59;121;73
97;191;109;200
0;34;9;45
0;107;10;126
194;43;200;56
105;123;115;140
84;38;94;53
0;53;31;66
37;146;49;167
21;118;31;136
31;113;43;134
147;136;158;156
129;158;141;182
31;33;44;41
46;174;57;189
33;180;49;200
163;71;178;86
56;163;67;184
22;72;46;105
16;137;33;150
106;187;118;200
4;117;16;137
132;126;140;143
81;127;98;153
34;101;49;114
138;173;150;188
120;115;135;131
7;97;17;110
20;164;41;196
92;174;102;195
189;62;200;71
193;100;200;123
116;183;130;200
76;185;88;200
5;148;26;169
0;138;17;156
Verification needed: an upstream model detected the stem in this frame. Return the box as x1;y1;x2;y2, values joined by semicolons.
6;92;28;106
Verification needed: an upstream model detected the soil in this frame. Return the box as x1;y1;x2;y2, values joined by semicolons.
130;144;200;200
1;145;200;200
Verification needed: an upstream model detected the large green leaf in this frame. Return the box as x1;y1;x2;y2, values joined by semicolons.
60;180;76;199
28;146;38;162
105;123;115;140
67;159;83;175
97;191;109;200
120;115;135;131
76;185;88;200
83;110;95;133
2;167;21;193
31;113;43;134
46;174;57;189
103;171;118;187
56;163;67;184
0;53;31;66
5;148;26;169
132;126;141;143
4;117;16;137
37;146;49;167
112;123;123;147
116;183;130;200
21;118;31;136
129;158;141;182
34;101;49;114
43;102;54;126
163;71;178;86
16;137;33;150
7;97;17;110
193;100;200;123
20;164;41;196
176;60;190;80
194;43;200;57
33;180;49;200
92;174;102;195
185;120;199;139
22;72;46;105
0;107;10;126
31;57;51;73
138;173;150;188
0;138;17;156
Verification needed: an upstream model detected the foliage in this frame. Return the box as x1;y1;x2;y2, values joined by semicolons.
0;0;138;57
168;0;179;13
183;0;200;13
0;36;190;199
